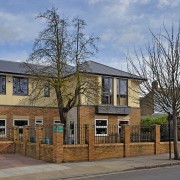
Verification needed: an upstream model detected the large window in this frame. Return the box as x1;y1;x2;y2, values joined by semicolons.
117;79;128;106
0;76;6;94
13;77;28;95
0;119;6;137
95;119;108;136
102;77;113;105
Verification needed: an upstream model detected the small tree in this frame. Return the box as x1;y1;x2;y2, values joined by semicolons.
24;7;100;128
127;23;180;160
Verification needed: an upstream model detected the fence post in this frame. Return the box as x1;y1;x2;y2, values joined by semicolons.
87;125;95;161
154;125;160;154
124;125;131;157
23;125;30;156
36;125;43;160
53;124;64;163
13;126;19;141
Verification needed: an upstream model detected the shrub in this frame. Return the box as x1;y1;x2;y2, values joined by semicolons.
141;115;168;125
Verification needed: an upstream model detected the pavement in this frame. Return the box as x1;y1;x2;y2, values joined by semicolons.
0;153;180;180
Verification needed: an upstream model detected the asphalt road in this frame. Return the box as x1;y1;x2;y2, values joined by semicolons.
71;165;180;180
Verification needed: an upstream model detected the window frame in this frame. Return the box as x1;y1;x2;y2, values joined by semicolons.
35;119;43;126
102;76;113;105
44;82;50;97
13;119;29;135
95;119;108;136
54;120;61;124
0;75;6;95
13;76;28;96
0;119;6;137
118;119;130;135
117;79;128;106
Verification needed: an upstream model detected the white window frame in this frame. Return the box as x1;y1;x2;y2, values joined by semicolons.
35;119;43;125
0;119;6;137
95;119;108;136
118;119;130;134
13;119;29;135
54;120;61;124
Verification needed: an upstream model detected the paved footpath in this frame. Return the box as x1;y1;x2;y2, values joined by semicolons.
0;154;180;180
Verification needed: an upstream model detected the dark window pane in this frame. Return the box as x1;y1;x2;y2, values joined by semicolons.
96;120;107;126
44;83;50;97
120;80;127;95
0;120;5;126
13;77;28;95
96;128;107;135
14;120;28;126
102;77;113;105
0;76;6;94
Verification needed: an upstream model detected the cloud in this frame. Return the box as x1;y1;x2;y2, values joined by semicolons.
0;11;43;45
158;0;180;8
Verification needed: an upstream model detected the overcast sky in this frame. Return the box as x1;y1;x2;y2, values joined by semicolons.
0;0;180;70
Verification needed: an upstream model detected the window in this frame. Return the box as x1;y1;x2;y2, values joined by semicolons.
102;77;113;105
118;120;130;134
117;79;128;106
13;119;29;135
44;82;50;97
0;76;6;94
54;120;61;124
0;119;6;137
13;77;28;95
35;119;43;125
95;119;108;136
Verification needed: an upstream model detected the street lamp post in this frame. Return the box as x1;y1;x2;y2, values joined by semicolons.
167;107;172;160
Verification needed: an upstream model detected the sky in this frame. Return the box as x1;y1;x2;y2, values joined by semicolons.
0;0;180;71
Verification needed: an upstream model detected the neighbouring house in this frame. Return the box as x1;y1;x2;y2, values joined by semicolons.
0;59;144;142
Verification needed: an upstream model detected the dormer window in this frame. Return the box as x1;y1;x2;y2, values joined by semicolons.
102;77;113;105
0;76;6;94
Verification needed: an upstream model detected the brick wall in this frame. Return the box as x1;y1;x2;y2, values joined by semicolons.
40;144;53;162
0;106;59;127
94;144;124;160
63;145;88;162
79;106;141;126
130;143;155;156
0;142;14;153
26;143;36;158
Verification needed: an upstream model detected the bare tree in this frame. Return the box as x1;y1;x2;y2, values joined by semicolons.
24;7;100;128
127;23;180;160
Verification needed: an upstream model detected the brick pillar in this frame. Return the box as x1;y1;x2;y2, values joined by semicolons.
53;124;64;163
13;126;19;141
88;125;95;161
36;125;44;159
23;126;30;156
154;125;160;154
124;125;130;157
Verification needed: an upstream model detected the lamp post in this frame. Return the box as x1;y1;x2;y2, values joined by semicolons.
167;107;172;160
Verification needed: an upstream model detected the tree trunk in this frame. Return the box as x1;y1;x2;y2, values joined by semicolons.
173;110;179;160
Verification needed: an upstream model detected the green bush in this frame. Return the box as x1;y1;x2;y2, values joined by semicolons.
141;115;168;125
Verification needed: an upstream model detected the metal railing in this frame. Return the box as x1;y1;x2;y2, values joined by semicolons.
64;124;88;145
0;127;13;141
131;125;154;142
94;125;124;144
43;125;53;145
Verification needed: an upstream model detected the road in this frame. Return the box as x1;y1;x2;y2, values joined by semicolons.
70;165;180;180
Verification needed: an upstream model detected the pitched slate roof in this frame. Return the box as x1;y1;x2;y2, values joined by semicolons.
79;60;144;80
0;59;144;80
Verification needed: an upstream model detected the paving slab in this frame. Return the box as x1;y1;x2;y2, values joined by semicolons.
0;153;180;180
